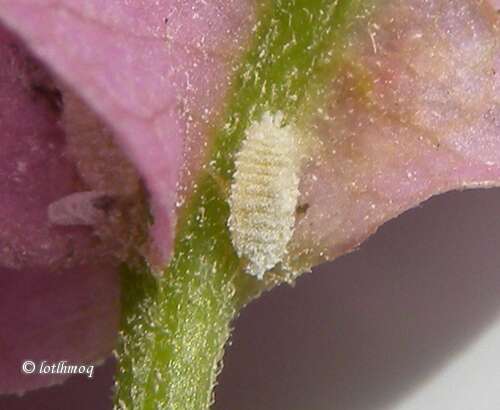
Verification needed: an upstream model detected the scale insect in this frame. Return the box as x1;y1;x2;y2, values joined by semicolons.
228;111;301;279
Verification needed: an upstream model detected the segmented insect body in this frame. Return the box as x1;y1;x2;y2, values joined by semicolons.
228;112;300;279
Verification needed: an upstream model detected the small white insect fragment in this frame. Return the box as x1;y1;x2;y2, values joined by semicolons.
48;191;114;226
228;111;300;279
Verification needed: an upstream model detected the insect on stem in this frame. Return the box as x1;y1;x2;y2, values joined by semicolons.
228;111;301;279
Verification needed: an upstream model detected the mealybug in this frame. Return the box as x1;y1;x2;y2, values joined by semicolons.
228;112;300;279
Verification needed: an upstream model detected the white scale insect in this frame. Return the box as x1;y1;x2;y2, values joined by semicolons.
228;111;301;279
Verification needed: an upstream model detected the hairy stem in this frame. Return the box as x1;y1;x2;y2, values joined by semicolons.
114;1;373;409
115;174;251;410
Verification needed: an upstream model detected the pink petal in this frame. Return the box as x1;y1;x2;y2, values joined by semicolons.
0;26;119;394
288;0;500;271
0;0;256;268
0;264;119;393
489;0;500;10
0;0;257;394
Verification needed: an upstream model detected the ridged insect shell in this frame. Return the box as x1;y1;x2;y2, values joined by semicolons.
228;112;300;279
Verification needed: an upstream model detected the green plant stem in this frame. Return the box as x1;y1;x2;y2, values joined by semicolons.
115;174;251;410
114;1;374;409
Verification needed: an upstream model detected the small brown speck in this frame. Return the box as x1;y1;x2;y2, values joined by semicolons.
295;203;310;215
